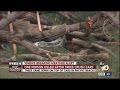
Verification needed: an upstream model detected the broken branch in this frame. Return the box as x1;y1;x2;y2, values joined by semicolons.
0;12;26;30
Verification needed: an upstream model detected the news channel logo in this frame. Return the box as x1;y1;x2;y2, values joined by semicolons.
98;62;112;76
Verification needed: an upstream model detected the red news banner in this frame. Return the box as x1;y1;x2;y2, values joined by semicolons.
9;61;96;72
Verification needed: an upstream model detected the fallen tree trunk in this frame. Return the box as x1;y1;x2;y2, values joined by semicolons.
0;52;109;64
17;54;45;60
82;53;110;61
53;56;70;61
48;53;109;61
0;57;11;64
91;43;116;57
0;12;102;42
0;55;16;64
21;12;53;25
72;38;116;57
17;54;69;61
0;12;26;30
101;11;119;27
69;31;116;41
95;41;120;46
57;12;77;23
0;21;81;42
0;30;110;61
14;40;110;61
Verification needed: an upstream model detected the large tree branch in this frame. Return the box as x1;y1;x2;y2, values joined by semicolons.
0;30;110;61
0;12;26;30
69;31;116;41
22;12;53;25
0;12;101;42
3;20;81;42
72;38;116;57
0;23;79;41
57;12;77;23
101;11;119;27
94;41;120;46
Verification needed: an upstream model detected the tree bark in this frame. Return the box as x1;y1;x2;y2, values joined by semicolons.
101;11;119;27
0;52;109;64
0;20;81;42
0;12;26;30
57;11;77;23
72;38;116;57
69;31;116;41
21;12;53;25
0;31;110;61
95;41;120;46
